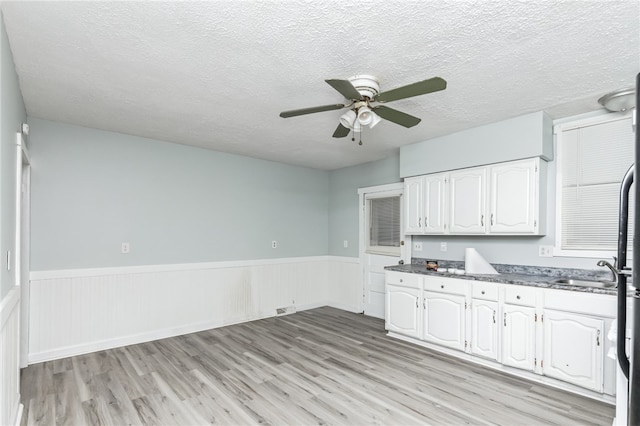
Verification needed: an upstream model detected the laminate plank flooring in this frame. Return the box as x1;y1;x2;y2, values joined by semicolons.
20;307;615;425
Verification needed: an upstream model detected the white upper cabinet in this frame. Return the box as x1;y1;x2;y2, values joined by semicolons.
489;158;539;234
404;176;424;234
424;174;448;234
402;157;545;236
449;168;487;234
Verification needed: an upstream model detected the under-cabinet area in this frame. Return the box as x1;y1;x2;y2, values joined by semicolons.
404;157;547;235
385;270;617;400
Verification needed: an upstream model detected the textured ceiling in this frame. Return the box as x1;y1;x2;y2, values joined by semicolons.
1;1;639;170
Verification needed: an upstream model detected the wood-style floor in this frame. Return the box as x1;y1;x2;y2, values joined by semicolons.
20;307;614;425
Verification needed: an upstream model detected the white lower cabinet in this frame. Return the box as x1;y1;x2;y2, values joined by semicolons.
423;291;466;351
502;303;536;371
471;299;498;361
386;284;421;339
385;273;615;397
542;309;604;392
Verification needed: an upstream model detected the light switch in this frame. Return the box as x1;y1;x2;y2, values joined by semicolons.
121;242;130;254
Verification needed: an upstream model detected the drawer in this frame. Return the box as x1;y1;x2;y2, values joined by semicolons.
423;276;468;296
386;271;421;289
504;285;536;307
472;281;499;301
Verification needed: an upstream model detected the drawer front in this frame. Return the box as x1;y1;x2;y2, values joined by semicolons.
472;281;499;301
423;277;468;296
386;271;421;289
504;285;536;307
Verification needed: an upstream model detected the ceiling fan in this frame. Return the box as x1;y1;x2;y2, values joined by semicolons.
279;75;447;139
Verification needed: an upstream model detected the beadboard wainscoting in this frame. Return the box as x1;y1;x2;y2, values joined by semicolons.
28;256;361;363
0;287;22;426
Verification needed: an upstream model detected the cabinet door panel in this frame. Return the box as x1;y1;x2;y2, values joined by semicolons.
423;291;465;351
471;299;498;361
449;168;486;234
502;304;535;371
424;174;447;234
386;285;421;339
404;177;423;234
543;310;603;392
490;159;537;234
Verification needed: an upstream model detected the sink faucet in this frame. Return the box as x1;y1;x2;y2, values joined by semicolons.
597;258;618;283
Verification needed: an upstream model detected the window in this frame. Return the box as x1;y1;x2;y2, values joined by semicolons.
555;112;634;257
366;195;401;255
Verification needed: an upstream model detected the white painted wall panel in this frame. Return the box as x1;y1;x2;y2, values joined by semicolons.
28;256;361;363
1;288;22;426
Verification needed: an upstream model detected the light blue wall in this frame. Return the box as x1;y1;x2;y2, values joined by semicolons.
29;118;329;271
328;155;401;256
400;111;553;177
0;11;27;299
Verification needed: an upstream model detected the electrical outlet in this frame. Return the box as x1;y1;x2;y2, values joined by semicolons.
121;242;130;254
413;242;423;251
272;240;277;249
440;242;447;252
539;245;553;257
343;240;348;248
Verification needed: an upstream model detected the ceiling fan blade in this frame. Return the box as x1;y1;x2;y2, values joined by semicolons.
332;123;351;138
280;103;345;118
325;79;363;100
374;77;446;103
373;105;421;128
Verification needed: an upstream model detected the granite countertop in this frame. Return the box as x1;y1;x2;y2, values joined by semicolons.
384;263;622;296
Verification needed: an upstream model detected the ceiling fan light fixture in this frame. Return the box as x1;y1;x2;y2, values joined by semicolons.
357;106;374;125
339;109;357;128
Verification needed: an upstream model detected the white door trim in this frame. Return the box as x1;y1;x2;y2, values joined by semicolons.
358;182;408;315
16;131;31;367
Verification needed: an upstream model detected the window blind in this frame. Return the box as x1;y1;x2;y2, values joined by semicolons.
559;116;634;251
369;196;401;249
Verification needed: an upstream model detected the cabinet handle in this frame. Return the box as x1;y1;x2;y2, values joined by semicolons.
400;278;403;283
423;298;426;309
424;216;428;226
597;329;600;346
441;284;444;289
493;310;496;324
491;213;494;226
504;312;507;326
516;295;521;300
416;298;419;308
481;215;484;226
481;290;485;295
418;217;421;227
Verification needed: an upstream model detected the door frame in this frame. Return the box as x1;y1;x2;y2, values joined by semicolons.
16;131;31;367
357;182;409;314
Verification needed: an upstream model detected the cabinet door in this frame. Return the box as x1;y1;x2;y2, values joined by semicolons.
449;168;486;234
542;310;604;392
423;291;466;351
424;173;448;234
386;285;421;339
489;158;538;234
471;299;498;361
404;177;424;234
502;304;535;371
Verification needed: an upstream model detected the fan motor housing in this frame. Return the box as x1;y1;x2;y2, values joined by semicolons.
348;75;380;99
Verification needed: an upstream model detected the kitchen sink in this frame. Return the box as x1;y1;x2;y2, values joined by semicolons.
554;278;616;288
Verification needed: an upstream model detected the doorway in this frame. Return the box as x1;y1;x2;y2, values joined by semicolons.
358;183;409;318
